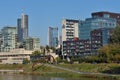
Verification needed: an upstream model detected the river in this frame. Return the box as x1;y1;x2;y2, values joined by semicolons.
0;73;89;80
0;73;117;80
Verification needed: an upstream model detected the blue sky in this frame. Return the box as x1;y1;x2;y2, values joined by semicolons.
0;0;120;46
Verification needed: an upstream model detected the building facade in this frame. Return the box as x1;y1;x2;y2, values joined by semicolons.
90;28;113;53
23;37;40;50
91;11;120;26
0;26;17;52
17;13;28;42
0;48;33;64
17;18;22;42
62;19;79;41
63;38;91;58
79;17;116;40
48;27;58;47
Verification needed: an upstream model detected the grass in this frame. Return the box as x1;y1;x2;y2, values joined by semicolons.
58;63;120;73
0;63;120;79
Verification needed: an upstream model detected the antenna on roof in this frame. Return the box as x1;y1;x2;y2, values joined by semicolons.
21;7;25;15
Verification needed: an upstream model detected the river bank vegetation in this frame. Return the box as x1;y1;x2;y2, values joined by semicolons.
0;63;120;80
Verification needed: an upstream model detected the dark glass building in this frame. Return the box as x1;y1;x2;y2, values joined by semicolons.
48;27;59;47
79;17;116;40
92;11;120;26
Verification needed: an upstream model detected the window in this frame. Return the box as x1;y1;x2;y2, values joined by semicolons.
103;14;110;18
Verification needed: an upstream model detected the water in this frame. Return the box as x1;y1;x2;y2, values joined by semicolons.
0;73;116;80
0;73;81;80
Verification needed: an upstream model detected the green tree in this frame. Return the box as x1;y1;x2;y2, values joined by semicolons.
98;44;120;63
50;47;56;52
23;58;30;64
31;50;41;56
111;26;120;44
46;45;50;52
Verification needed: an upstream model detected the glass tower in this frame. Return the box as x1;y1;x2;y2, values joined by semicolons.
48;27;58;47
17;13;28;42
79;17;116;40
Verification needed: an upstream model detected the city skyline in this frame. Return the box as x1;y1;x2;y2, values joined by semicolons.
0;0;120;45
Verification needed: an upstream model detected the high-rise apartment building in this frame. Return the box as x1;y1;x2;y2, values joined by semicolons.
90;28;113;53
62;19;79;41
22;14;28;39
48;27;58;47
0;26;17;52
23;37;40;50
17;18;22;42
92;11;120;26
17;13;28;42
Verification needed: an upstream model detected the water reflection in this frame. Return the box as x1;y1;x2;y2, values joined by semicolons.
0;74;65;80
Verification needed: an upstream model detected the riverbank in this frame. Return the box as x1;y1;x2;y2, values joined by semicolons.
0;63;120;80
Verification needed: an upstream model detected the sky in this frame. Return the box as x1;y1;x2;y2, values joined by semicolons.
0;0;120;46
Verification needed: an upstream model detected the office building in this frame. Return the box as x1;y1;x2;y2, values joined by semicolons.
62;19;79;41
92;11;120;26
79;17;116;40
48;27;58;47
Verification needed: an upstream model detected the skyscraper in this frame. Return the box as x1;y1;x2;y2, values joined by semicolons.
22;14;28;40
48;27;58;47
17;13;28;42
17;18;22;42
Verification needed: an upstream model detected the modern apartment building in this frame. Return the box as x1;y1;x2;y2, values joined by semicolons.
63;38;90;58
90;28;113;53
48;27;59;47
0;26;17;52
92;11;120;26
17;13;28;42
23;37;40;50
17;18;22;42
62;19;79;41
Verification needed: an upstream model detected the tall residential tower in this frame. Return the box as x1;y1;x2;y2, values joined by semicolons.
62;19;79;41
17;13;28;42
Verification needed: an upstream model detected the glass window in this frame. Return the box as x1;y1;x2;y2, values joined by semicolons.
103;14;110;18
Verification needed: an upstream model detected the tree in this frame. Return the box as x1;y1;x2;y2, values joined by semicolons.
31;50;41;56
46;45;50;52
111;26;120;44
23;58;30;64
98;44;120;63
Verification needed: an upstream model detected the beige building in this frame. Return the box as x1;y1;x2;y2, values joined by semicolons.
62;19;79;41
0;48;33;64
